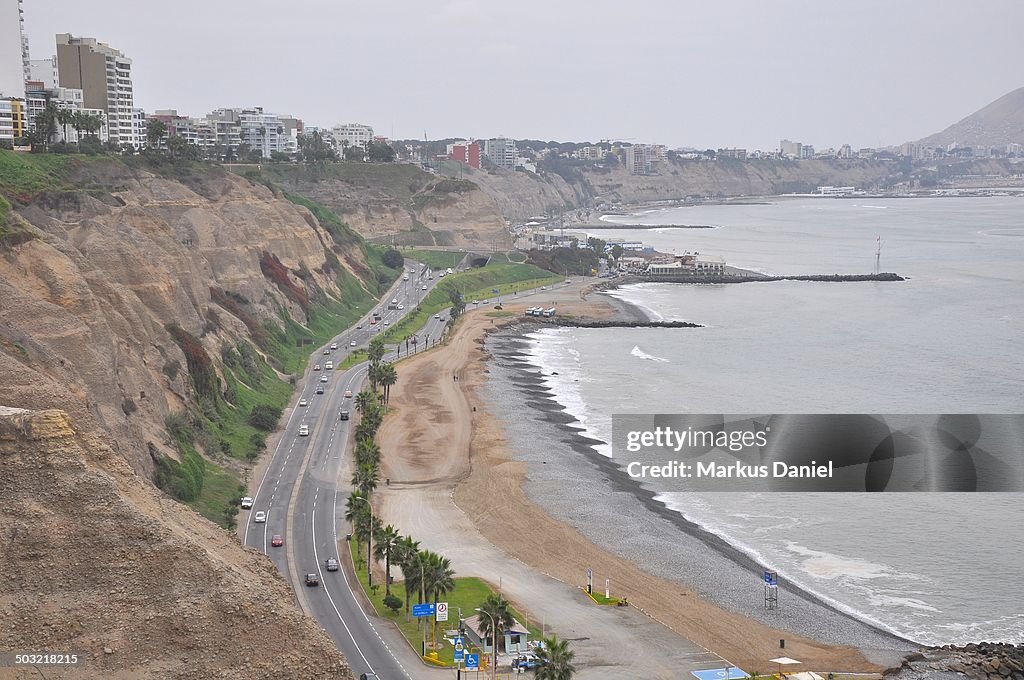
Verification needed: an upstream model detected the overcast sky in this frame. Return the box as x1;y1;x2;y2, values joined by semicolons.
23;0;1024;149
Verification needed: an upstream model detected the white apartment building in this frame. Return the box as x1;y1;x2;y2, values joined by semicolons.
131;108;147;148
28;57;57;89
780;139;802;158
577;145;606;161
331;122;374;150
0;0;29;100
622;144;652;175
56;34;138;148
484;137;517;170
25;83;109;143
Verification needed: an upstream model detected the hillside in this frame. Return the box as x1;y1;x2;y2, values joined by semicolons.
915;86;1024;149
0;406;353;679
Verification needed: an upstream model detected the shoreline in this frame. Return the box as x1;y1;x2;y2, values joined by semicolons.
375;282;914;676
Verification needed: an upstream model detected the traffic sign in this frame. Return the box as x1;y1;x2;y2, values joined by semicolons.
764;570;778;586
412;603;436;617
436;601;449;622
453;636;465;662
464;653;480;669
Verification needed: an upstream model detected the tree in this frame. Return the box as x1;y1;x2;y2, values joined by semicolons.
422;551;455;648
355;389;378;415
477;593;516;657
56;108;73;143
352;461;380;496
366;140;395;163
167;134;188;159
610;244;624;261
373;524;401;594
367;336;386;364
449;289;466;318
535;635;576;680
394;535;421;615
383;592;402;613
270;150;290;163
378;363;397;405
381;248;404;269
146;119;167;148
33;102;59;147
354;437;381;467
344;145;365;161
587;236;607;255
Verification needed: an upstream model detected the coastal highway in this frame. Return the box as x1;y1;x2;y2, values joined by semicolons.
242;263;449;679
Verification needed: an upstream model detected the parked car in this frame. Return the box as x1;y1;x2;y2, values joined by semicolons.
240;496;254;509
324;558;339;572
271;534;284;547
512;653;544;669
304;573;320;587
299;398;308;407
253;511;266;523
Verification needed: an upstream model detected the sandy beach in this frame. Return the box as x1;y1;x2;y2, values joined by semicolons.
374;283;913;677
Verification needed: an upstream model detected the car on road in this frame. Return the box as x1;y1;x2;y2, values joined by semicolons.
383;320;389;326
324;558;339;572
271;534;284;547
240;496;253;509
304;573;320;587
330;342;338;350
339;409;350;421
350;340;357;347
344;389;353;398
253;511;266;523
370;319;377;325
422;285;428;290
320;375;329;383
325;360;333;370
299;424;309;436
313;363;320;371
315;385;324;395
392;298;398;304
323;349;330;355
397;304;404;310
298;398;308;407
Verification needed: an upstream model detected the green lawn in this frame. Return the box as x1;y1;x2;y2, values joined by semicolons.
586;590;623;605
403;249;467;271
339;348;368;369
380;264;560;345
349;541;541;665
0;150;74;201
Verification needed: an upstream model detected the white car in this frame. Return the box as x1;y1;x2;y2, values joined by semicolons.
434;313;441;319
325;361;333;370
299;398;308;407
350;340;357;347
330;342;338;350
383;321;389;326
320;375;329;383
392;298;398;304
398;304;404;310
240;496;254;509
298;424;309;437
253;511;266;523
422;285;428;290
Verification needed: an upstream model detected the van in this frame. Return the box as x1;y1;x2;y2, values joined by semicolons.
325;360;333;370
298;424;309;437
339;410;350;421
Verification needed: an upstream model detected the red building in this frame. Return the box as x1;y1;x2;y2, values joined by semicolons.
450;141;480;169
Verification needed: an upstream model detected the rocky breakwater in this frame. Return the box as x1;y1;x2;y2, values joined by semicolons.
888;643;1024;680
534;316;703;329
0;406;355;679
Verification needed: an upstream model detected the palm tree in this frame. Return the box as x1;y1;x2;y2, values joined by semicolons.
354;389;377;414
345;491;369;532
394;535;421;615
34;103;59;147
535;634;576;680
378;362;398;404
355;437;381;467
368;336;386;364
423;551;455;648
352;462;379;496
56;108;73;143
373;525;401;594
368;361;381;392
477;593;516;656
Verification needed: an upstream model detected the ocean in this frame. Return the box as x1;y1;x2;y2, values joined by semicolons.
517;197;1024;646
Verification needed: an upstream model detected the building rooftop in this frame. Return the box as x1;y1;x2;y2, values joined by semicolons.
463;615;528;638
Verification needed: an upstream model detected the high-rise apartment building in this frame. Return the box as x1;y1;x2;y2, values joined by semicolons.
780;139;802;158
0;0;30;100
622;144;652;175
56;34;137;147
28;57;57;89
449;140;481;168
331;122;374;150
484;137;517;170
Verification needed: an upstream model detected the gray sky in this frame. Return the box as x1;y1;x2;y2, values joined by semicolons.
24;0;1024;149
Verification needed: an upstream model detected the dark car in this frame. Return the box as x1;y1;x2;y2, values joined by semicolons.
325;558;339;572
339;410;350;421
315;385;324;395
304;573;320;587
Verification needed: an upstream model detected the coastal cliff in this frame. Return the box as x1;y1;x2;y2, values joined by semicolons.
0;406;354;679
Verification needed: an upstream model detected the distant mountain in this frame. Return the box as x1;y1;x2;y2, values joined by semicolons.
915;86;1024;149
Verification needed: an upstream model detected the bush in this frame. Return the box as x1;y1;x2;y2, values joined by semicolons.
381;248;404;269
383;593;402;613
248;404;283;431
165;323;218;401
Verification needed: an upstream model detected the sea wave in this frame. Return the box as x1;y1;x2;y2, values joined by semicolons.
630;345;669;362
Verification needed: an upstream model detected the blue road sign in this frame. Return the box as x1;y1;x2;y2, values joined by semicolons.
764;571;777;586
453;636;465;662
412;603;436;617
464;653;480;669
691;668;750;680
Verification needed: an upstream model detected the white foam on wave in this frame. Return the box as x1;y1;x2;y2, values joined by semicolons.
521;329;613;458
630;345;669;362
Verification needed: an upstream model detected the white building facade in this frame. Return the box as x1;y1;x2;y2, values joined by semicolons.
0;0;30;101
331;122;374;150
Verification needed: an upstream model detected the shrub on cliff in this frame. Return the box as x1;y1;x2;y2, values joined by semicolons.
382;248;404;269
165;323;219;403
259;251;310;313
248;404;283;431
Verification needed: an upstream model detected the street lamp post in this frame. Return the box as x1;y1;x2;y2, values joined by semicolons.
475;607;497;680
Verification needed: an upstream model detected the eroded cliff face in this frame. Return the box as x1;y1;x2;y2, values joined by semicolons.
0;406;354;679
0;158;373;477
